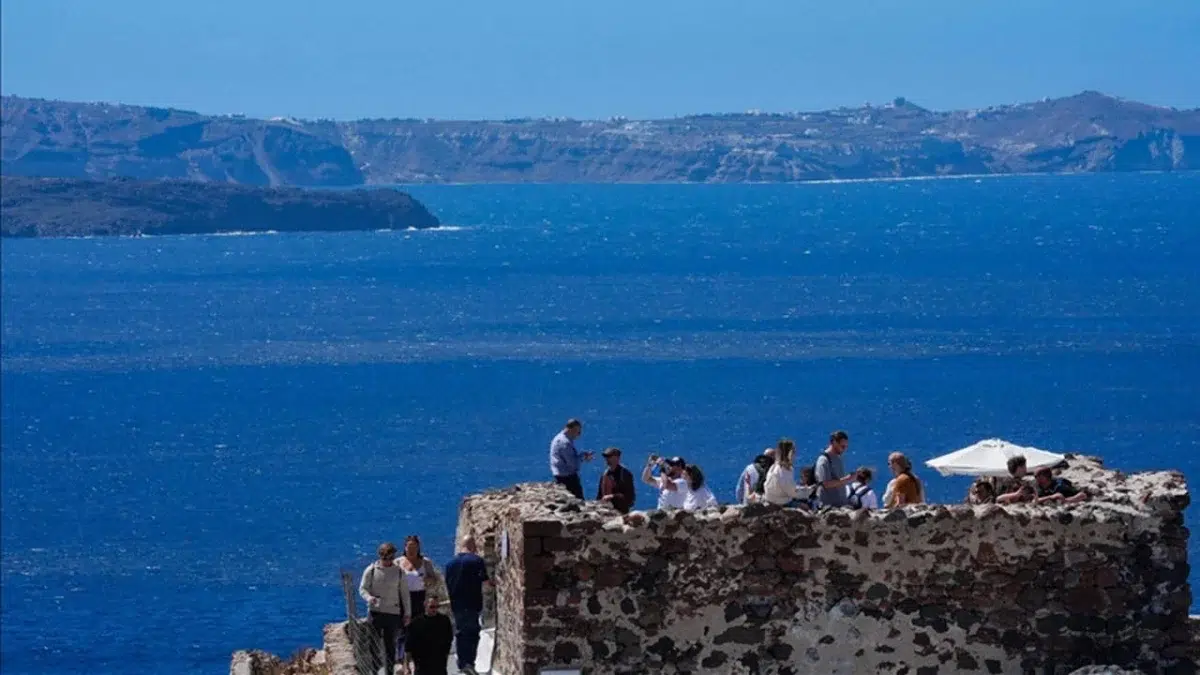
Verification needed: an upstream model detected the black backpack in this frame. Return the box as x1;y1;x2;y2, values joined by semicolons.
808;451;832;484
848;482;872;509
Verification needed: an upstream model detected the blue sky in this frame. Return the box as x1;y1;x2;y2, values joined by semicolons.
2;0;1197;120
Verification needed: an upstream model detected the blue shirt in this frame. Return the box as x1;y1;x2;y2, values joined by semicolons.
444;552;489;612
549;431;581;477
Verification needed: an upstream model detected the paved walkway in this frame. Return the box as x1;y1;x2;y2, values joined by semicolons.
446;627;495;674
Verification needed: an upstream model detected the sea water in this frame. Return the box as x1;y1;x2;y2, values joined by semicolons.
2;174;1198;674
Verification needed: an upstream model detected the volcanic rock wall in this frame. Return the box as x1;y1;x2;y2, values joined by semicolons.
456;458;1193;675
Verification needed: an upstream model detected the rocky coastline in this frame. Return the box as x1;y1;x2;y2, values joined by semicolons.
0;176;439;238
4;91;1198;186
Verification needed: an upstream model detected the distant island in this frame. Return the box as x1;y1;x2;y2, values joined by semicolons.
2;91;1198;185
0;176;440;238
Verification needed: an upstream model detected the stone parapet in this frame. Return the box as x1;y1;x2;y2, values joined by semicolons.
456;457;1193;675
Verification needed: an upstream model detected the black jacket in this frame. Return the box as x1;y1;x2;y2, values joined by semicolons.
405;612;453;674
597;464;636;513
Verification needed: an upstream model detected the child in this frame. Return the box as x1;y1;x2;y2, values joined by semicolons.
847;467;879;509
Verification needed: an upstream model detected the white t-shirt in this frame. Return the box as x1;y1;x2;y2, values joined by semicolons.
683;485;718;511
401;559;428;591
657;476;688;510
398;557;432;588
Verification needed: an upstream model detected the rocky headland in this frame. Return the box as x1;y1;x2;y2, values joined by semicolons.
0;176;439;237
4;91;1198;186
233;454;1198;674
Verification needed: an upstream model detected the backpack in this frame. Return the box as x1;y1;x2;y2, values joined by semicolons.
848;482;872;509
808;452;833;485
752;463;769;496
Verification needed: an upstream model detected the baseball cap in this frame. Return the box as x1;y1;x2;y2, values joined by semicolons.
665;456;686;467
601;447;621;458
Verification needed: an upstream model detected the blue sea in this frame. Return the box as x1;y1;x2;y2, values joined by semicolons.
2;174;1198;674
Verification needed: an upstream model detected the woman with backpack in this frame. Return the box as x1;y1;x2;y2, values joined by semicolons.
847;467;880;510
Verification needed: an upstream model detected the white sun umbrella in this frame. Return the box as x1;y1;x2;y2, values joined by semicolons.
925;438;1066;478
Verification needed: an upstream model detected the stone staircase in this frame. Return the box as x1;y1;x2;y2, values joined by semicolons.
230;620;497;675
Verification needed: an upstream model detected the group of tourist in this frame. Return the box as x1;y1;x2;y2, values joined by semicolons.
358;535;490;675
967;454;1089;505
549;420;927;514
357;421;1092;675
549;419;1091;514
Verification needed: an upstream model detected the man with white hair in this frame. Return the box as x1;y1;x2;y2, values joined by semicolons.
736;447;776;504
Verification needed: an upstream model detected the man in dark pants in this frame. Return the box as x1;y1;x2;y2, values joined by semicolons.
596;447;636;514
549;418;593;499
405;595;453;675
444;536;491;675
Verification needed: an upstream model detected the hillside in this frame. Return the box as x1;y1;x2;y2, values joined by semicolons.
3;92;1199;185
0;176;439;237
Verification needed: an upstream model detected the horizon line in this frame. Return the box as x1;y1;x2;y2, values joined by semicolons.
2;89;1195;125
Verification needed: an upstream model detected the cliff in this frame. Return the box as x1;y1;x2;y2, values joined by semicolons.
0;176;439;237
5;92;1199;185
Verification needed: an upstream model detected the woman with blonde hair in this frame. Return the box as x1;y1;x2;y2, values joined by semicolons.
762;438;816;507
883;452;925;507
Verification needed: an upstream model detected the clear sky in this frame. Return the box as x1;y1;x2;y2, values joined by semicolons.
2;0;1197;120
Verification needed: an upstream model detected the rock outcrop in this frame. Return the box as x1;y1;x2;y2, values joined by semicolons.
229;640;340;675
0;175;439;237
5;92;1199;185
455;456;1192;674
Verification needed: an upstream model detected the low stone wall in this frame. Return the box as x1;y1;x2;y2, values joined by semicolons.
455;483;572;675
456;458;1193;675
229;624;351;675
1190;615;1200;663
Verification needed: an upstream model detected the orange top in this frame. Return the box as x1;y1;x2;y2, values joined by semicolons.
888;473;923;507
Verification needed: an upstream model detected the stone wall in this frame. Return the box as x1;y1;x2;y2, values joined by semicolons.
456;457;1193;675
228;623;353;675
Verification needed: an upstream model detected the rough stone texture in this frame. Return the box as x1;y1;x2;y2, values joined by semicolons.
456;457;1193;675
1190;615;1200;664
230;648;327;675
321;622;356;675
230;641;333;675
230;650;281;675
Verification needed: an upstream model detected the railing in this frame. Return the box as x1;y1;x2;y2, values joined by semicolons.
339;569;387;675
336;561;499;674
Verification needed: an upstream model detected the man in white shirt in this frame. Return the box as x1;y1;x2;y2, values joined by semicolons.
641;455;688;510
